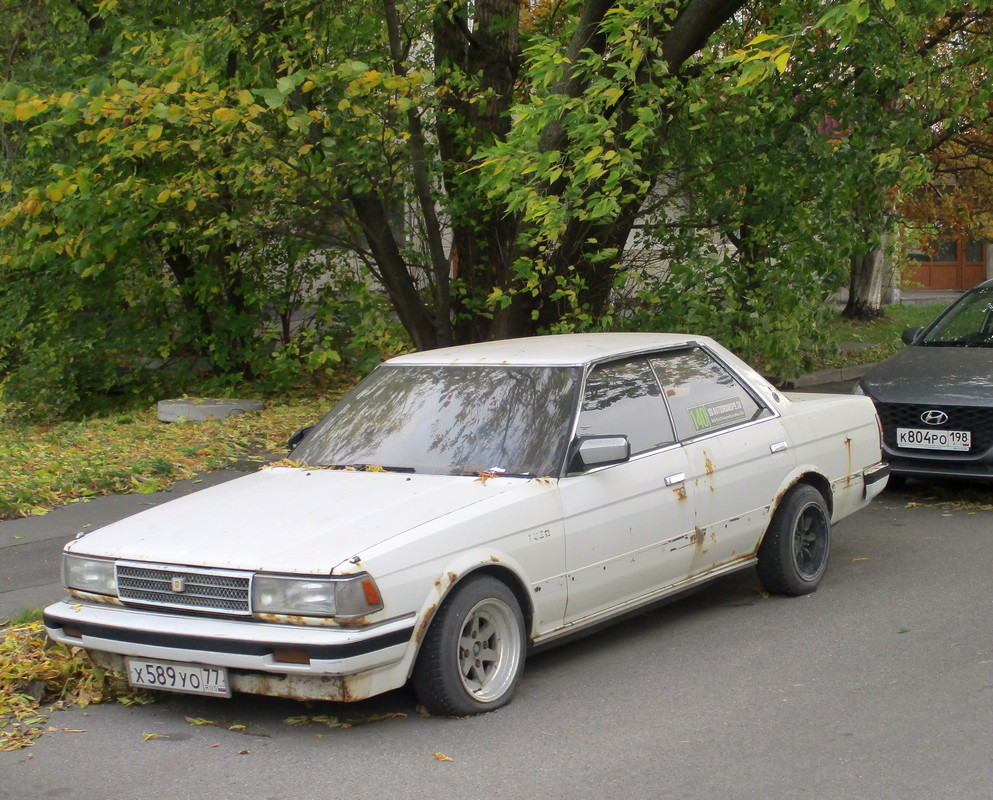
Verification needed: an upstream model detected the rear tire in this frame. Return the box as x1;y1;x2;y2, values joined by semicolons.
412;576;526;716
757;484;831;596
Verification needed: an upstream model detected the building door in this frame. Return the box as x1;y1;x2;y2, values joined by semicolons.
908;239;987;290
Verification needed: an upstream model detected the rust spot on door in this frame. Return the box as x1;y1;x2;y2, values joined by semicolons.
703;452;716;492
691;526;706;551
687;526;709;573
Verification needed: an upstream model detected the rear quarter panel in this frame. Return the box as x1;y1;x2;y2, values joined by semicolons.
779;393;883;522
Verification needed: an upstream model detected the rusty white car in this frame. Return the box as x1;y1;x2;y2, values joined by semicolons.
45;333;888;715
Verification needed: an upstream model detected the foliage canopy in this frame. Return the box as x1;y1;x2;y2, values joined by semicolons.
2;0;992;416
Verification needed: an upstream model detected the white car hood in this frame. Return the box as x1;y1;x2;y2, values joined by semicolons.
67;467;521;575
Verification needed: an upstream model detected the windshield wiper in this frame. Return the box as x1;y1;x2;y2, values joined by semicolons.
454;467;534;478
318;463;417;474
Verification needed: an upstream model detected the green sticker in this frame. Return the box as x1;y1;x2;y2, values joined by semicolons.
688;397;746;431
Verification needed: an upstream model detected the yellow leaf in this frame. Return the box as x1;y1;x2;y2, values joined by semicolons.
747;32;778;46
774;50;790;74
433;752;453;762
164;81;181;94
14;103;36;121
147;124;163;141
298;144;312;155
213;107;239;123
337;98;350;111
45;186;64;202
156;189;172;203
237;90;254;105
96;128;115;144
186;199;196;211
142;732;160;741
301;80;315;92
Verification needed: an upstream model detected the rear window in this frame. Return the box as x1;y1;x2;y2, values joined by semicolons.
651;348;769;441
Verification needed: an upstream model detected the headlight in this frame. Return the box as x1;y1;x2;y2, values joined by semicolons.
252;573;383;619
63;554;117;596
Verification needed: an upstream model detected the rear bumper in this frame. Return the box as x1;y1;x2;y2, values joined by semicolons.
863;461;890;497
862;461;890;500
44;599;416;701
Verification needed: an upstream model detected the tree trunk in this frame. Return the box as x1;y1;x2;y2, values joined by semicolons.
348;190;440;351
844;232;888;320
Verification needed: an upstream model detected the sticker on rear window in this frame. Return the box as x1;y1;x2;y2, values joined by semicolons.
688;397;746;432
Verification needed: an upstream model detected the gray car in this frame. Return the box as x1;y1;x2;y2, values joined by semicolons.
856;278;993;482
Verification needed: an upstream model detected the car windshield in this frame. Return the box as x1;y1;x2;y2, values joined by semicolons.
920;285;993;347
292;364;582;477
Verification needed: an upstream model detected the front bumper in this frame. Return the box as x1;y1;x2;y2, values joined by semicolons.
882;445;993;481
44;599;416;702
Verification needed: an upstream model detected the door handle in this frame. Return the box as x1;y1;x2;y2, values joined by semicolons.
770;441;788;454
665;473;686;486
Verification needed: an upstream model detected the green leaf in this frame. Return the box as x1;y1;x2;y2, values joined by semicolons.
257;88;286;108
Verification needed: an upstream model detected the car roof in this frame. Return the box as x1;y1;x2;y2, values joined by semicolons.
386;333;711;367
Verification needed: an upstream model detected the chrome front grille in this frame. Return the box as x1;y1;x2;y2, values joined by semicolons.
116;562;252;616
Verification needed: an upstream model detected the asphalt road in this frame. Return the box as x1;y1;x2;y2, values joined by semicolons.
3;478;993;800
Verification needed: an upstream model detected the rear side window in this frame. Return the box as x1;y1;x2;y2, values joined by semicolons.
651;348;768;441
577;357;676;455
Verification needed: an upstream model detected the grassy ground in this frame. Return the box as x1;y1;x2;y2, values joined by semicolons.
0;391;345;520
810;302;947;369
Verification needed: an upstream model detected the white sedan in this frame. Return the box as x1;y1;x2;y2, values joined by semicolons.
45;333;888;714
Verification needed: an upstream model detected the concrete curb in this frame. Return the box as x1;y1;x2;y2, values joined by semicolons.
157;397;264;422
790;361;878;389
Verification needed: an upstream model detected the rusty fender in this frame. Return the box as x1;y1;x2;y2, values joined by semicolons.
413;570;460;644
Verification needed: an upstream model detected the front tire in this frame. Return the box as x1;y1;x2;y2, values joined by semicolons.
412;575;526;716
757;484;831;596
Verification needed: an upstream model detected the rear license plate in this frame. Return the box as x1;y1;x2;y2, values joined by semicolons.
896;427;971;452
127;657;231;697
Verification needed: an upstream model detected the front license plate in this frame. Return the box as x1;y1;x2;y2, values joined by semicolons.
127;658;231;697
896;427;971;452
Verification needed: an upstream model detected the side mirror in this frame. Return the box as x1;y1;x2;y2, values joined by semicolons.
287;425;314;452
570;435;631;473
901;326;924;345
